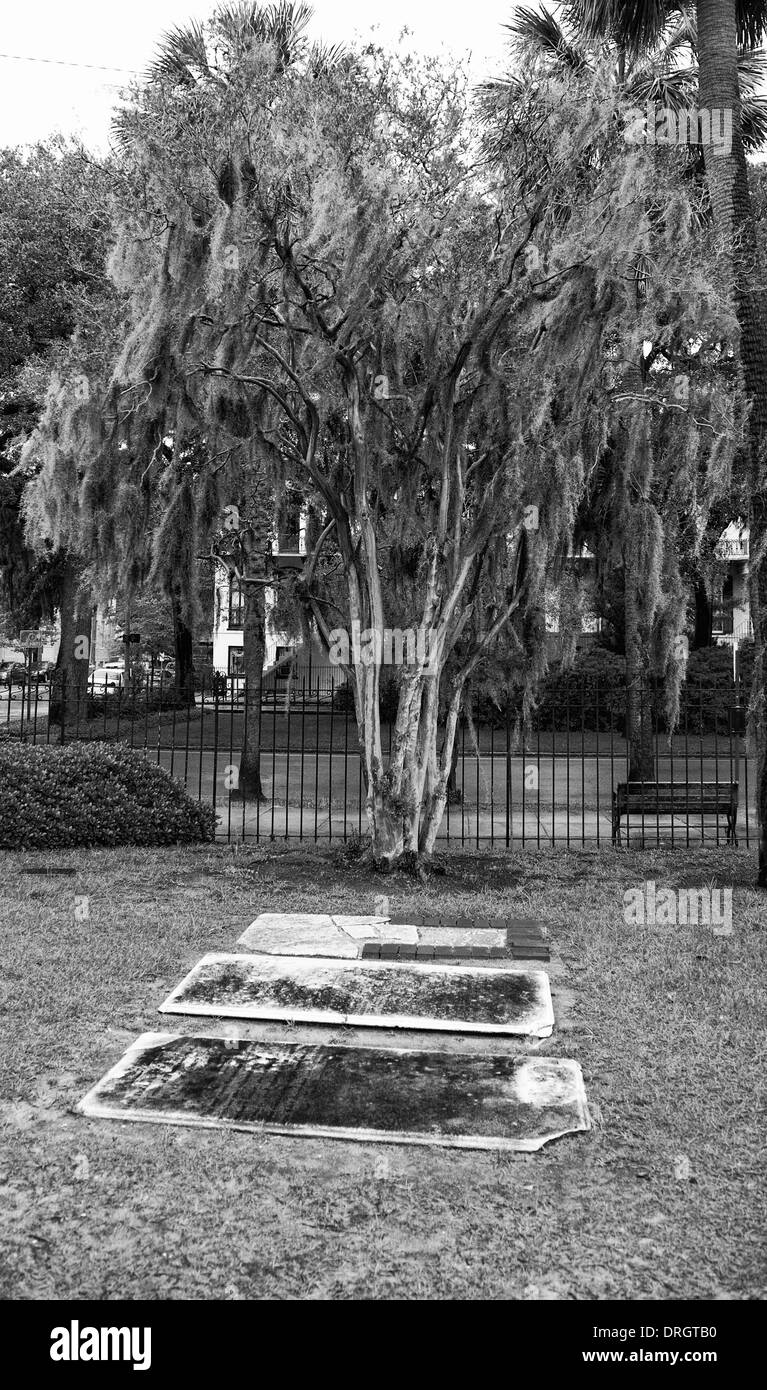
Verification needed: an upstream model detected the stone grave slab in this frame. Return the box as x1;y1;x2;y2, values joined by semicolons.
159;953;555;1037
237;912;547;961
79;1032;589;1152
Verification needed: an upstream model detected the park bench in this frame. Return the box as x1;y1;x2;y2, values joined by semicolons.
612;781;739;846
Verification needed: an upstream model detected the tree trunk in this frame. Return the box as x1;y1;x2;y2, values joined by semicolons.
171;593;195;706
239;578;266;800
693;580;713;650
445;721;462;802
50;556;91;731
698;0;767;883
352;650;462;867
624;568;655;781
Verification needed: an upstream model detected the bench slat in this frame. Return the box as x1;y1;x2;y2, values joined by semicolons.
612;782;738;844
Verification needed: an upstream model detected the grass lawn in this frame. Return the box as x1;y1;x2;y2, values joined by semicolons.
0;843;764;1300
6;697;744;757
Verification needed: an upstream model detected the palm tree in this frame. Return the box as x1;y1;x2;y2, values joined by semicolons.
131;2;346;798
508;1;767;881
148;1;343;87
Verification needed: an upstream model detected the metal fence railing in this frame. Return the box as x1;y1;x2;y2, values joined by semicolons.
2;667;755;848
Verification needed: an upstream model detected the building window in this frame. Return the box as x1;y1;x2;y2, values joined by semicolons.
712;575;734;636
228;647;245;678
274;645;293;682
228;580;245;629
278;492;302;552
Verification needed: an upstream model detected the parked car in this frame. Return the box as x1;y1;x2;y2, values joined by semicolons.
88;661;126;693
139;657;175;685
0;659;54;691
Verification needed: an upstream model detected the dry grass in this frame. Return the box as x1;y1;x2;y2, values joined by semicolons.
0;842;765;1300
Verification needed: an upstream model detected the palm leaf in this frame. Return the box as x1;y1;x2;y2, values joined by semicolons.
569;0;767;53
307;41;348;77
506;5;589;70
742;93;767;147
737;0;767;48
737;46;767;91
149;21;213;84
567;0;672;56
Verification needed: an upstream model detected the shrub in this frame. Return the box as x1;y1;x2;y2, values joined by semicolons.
469;643;747;735
535;647;627;730
378;671;400;723
472;647;627;730
82;689;196;718
0;741;216;849
332;680;356;713
331;671;400;721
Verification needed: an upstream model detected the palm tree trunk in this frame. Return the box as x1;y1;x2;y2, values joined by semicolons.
170;592;195;706
51;556;91;731
693;580;713;649
624;568;655;780
239;580;266;800
698;0;767;883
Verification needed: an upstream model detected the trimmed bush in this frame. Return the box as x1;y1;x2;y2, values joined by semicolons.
471;642;748;734
0;740;216;849
536;647;627;730
331;671;407;722
332;681;356;713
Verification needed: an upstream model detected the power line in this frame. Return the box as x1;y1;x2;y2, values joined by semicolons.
0;52;141;76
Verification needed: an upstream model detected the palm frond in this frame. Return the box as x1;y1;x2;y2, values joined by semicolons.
567;1;675;57
742;93;767;148
737;45;767;91
627;65;696;110
506;4;589;70
224;1;313;65
737;0;767;48
149;21;212;84
569;0;767;53
660;8;697;54
307;41;348;77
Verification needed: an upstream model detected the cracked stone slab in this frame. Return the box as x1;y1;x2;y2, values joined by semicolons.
159;953;555;1037
239;917;355;958
79;1032;589;1152
238;912;417;955
415;927;507;948
334;918;419;943
245;913;338;933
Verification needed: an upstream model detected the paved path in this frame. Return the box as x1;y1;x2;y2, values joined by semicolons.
148;748;756;845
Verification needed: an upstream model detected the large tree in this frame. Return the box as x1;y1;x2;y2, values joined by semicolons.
0;140;111;711
493;4;756;777
566;0;767;874
87;13;596;865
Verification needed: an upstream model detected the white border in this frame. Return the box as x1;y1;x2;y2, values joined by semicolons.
78;1032;590;1153
158;953;555;1038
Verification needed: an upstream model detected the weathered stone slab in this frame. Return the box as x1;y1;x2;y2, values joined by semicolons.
79;1033;589;1152
416;927;507;948
334;918;419;943
159;953;555;1037
247;912;337;933
238;913;418;955
239;918;355;958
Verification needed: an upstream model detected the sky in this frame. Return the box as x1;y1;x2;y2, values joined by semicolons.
0;1;515;150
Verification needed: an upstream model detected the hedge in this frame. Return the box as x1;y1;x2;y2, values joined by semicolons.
474;643;750;734
320;642;752;736
0;740;216;849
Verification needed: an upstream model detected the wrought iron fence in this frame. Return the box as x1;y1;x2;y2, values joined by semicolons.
2;665;754;848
